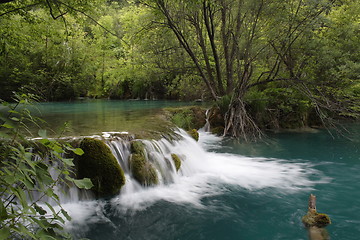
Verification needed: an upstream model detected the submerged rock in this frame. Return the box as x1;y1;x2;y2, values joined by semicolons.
77;138;125;198
129;140;158;186
171;153;181;172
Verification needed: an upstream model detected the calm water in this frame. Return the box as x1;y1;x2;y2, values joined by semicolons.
27;101;359;240
30;99;200;136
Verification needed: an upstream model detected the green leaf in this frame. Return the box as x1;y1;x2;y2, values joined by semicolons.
38;129;47;138
62;158;75;167
39;138;50;145
45;203;56;216
0;227;10;239
34;204;47;216
10;117;20;122
72;148;84;156
15;188;28;208
1;123;14;129
0;199;8;220
3;175;16;185
73;178;94;189
61;209;71;221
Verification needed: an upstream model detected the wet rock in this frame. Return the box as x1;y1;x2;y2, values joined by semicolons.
187;129;199;141
77;138;125;198
129;140;158;186
171;153;181;172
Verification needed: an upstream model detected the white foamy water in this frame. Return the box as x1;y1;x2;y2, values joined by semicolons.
109;129;328;212
60;129;330;234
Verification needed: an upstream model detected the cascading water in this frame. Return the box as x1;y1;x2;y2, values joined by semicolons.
200;109;211;132
58;129;330;239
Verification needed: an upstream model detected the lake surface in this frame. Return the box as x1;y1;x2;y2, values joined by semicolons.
30;101;359;240
31;99;200;136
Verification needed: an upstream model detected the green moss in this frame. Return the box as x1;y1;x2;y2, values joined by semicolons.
131;140;145;155
77;138;125;198
129;140;158;186
211;126;224;136
187;129;199;141
302;212;331;228
130;153;158;186
165;106;206;130
171;154;181;172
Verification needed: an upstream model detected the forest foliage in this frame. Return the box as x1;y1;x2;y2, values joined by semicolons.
0;1;359;238
0;93;93;239
0;0;359;134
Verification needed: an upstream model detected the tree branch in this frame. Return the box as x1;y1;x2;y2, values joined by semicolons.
0;3;40;17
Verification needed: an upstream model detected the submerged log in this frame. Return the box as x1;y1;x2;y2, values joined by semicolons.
302;194;331;240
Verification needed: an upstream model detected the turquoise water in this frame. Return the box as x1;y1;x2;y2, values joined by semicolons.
30;100;199;136
64;125;359;240
20;101;359;239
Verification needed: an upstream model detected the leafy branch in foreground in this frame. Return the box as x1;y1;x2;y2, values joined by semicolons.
0;93;93;239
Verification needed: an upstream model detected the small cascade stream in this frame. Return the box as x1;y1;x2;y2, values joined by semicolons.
200;109;211;132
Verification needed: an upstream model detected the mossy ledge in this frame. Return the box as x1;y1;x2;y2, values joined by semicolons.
129;141;158;186
187;129;199;141
171;154;181;172
77;138;125;198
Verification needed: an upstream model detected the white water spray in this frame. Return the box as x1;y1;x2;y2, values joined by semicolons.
61;129;330;235
108;129;328;211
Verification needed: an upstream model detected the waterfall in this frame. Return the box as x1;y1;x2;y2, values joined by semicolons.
106;129;205;193
200;109;211;132
34;129;329;209
101;129;329;211
55;129;331;238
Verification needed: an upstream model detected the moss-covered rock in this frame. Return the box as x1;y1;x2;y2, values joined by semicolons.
171;154;181;172
187;129;199;141
302;212;331;228
131;140;145;155
129;140;158;186
130;153;158;186
77;138;125;198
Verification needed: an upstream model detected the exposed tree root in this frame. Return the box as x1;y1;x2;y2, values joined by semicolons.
223;97;264;141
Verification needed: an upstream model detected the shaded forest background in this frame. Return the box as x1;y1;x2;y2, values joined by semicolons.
0;0;359;137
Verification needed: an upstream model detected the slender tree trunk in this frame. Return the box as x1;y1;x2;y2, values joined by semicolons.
192;14;217;93
203;1;224;95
